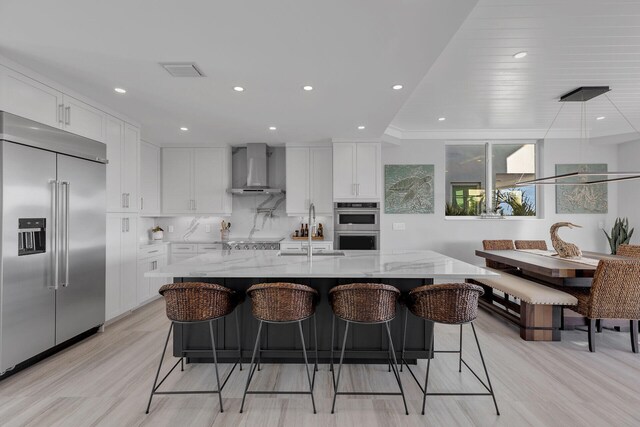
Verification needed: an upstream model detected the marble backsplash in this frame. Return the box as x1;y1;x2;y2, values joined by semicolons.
145;195;332;242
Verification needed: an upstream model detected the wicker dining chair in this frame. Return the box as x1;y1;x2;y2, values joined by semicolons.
328;283;408;415
240;283;319;414
146;282;243;414
400;283;499;416
514;240;548;251
563;259;640;352
617;244;640;258
482;240;515;270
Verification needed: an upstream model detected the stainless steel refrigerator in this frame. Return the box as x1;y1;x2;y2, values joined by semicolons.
0;112;106;375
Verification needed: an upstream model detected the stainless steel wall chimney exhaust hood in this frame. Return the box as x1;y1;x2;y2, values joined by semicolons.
228;143;284;195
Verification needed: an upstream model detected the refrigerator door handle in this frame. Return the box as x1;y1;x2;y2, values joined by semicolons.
61;181;70;287
50;179;59;290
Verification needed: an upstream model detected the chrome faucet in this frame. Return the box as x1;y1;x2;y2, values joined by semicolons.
308;202;316;260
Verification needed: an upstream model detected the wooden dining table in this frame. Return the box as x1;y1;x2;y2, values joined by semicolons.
475;249;630;332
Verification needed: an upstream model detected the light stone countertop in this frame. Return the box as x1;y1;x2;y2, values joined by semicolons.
145;249;498;279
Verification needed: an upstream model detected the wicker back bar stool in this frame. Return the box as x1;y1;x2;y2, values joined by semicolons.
400;283;499;416
145;282;243;414
240;282;319;414
329;283;408;415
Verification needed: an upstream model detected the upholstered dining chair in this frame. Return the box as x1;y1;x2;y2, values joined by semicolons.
563;259;640;353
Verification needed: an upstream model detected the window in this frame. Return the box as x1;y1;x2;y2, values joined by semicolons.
445;142;537;217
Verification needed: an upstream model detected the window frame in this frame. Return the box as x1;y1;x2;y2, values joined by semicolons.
444;140;542;219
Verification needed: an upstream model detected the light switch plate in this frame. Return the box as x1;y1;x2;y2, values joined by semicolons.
205;225;211;233
392;222;406;231
168;225;174;233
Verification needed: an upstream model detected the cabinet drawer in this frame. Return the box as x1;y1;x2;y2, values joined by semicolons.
197;243;223;253
171;244;197;253
171;253;198;263
139;245;167;260
280;242;302;251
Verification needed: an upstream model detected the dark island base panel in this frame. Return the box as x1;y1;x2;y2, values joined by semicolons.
172;277;435;365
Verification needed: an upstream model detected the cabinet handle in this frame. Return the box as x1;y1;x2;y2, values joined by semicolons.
121;218;126;233
148;249;159;254
140;197;144;211
193;199;196;211
122;193;126;209
65;106;71;125
58;104;64;124
125;217;130;232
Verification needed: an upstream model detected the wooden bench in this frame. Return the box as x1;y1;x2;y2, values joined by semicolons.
468;268;578;341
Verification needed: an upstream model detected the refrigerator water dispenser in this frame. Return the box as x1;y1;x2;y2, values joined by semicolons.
18;218;46;256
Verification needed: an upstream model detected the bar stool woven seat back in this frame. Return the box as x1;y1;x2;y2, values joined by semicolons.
482;240;515;270
160;282;236;322
617;244;640;258
247;282;317;322
329;283;400;322
241;283;319;414
146;282;243;415
401;283;500;417
408;283;481;324
329;283;408;415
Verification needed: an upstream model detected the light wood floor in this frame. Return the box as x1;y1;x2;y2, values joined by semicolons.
1;299;640;427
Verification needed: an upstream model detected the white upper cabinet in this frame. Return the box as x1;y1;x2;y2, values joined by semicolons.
0;66;63;128
162;147;231;215
61;94;106;142
332;142;380;201
286;147;310;214
105;116;140;213
139;140;161;215
286;146;332;216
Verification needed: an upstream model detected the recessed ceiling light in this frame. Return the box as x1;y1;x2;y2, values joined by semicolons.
114;87;126;94
438;117;446;121
269;126;277;130
357;126;366;130
180;127;189;131
233;86;245;92
302;85;313;91
392;84;404;90
513;51;528;59
596;116;605;120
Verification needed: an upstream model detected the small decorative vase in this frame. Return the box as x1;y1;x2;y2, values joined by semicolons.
221;230;229;241
152;230;164;240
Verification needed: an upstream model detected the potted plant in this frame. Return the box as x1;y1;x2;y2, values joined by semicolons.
151;226;164;241
604;217;634;254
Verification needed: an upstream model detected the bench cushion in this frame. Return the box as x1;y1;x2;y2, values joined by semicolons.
475;268;578;306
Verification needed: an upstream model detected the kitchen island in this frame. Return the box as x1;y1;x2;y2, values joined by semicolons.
147;250;498;364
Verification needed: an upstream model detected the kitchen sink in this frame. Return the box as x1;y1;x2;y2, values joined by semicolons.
278;250;346;257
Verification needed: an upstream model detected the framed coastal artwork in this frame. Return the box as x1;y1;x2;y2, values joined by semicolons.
384;164;435;214
555;163;608;214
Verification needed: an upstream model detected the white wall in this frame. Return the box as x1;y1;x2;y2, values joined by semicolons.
380;139;619;265
618;139;640;242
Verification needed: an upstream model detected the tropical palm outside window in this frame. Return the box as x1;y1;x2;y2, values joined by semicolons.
445;142;537;217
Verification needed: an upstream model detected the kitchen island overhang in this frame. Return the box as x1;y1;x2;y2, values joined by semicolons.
146;250;498;364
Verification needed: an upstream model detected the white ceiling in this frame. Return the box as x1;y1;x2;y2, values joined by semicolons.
0;0;477;146
390;0;640;140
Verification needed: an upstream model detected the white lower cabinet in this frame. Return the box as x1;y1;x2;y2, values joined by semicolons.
137;245;169;305
169;243;223;262
280;241;333;251
105;213;138;321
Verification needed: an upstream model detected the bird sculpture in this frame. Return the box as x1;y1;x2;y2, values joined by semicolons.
550;222;583;258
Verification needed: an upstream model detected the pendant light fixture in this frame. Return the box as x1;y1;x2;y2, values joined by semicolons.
516;86;640;186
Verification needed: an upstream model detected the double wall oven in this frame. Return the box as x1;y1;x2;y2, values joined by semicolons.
333;202;379;250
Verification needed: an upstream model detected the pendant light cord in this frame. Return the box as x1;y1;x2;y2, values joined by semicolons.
543;101;566;140
605;94;640;136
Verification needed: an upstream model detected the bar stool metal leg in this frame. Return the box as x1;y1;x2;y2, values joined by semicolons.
313;314;319;372
298;320;317;414
240;321;263;413
145;322;173;414
458;324;463;373
208;320;224;412
235;309;243;371
331;319;350;414
329;315;335;373
401;307;408;372
421;331;435;415
471;322;500;415
385;321;409;415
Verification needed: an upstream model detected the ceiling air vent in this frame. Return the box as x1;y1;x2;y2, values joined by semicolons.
160;62;205;77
